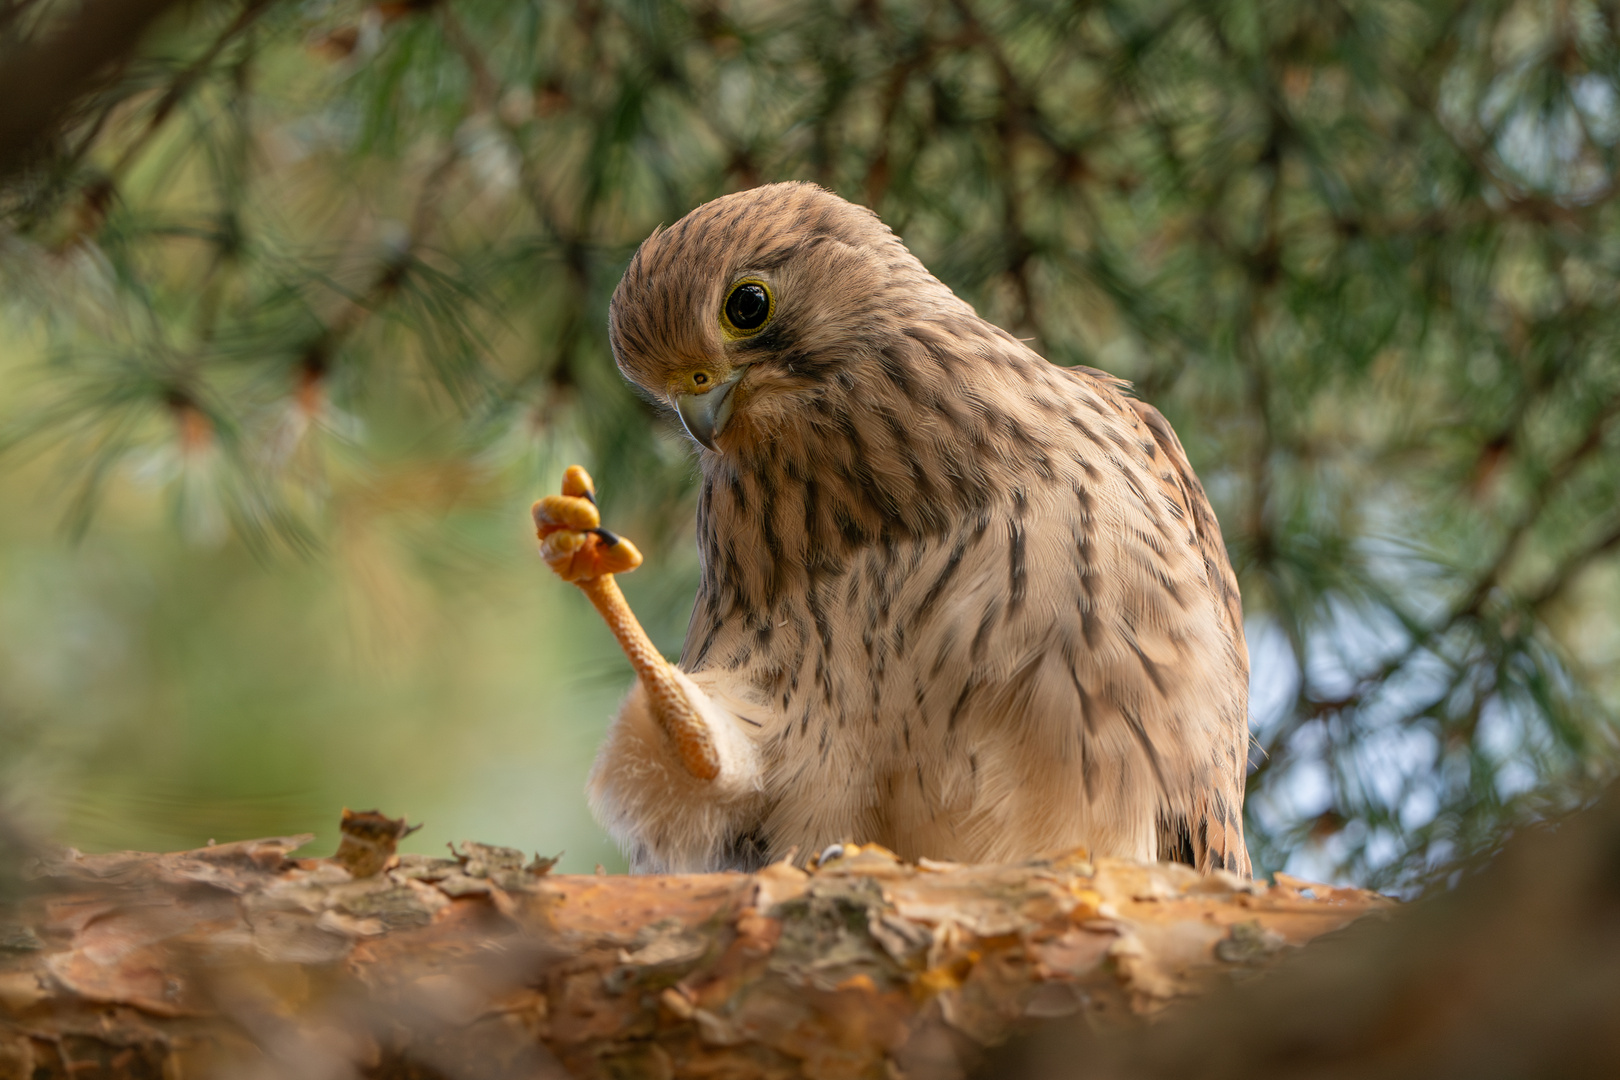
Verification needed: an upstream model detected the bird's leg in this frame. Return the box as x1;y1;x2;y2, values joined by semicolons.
532;466;721;781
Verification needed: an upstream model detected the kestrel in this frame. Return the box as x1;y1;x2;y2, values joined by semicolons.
534;183;1251;876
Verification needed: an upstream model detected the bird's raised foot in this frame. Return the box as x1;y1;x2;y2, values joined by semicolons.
532;465;643;583
530;466;722;783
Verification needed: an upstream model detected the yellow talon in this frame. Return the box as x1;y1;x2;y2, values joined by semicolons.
539;527;644;583
562;464;596;501
596;532;643;574
533;493;601;536
532;466;641;583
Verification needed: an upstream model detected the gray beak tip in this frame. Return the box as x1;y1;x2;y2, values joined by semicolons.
674;367;747;452
676;393;719;451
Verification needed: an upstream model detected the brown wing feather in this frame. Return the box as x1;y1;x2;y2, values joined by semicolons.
1129;399;1247;665
1128;397;1252;876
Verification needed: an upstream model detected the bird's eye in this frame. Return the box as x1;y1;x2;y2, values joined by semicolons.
722;280;772;335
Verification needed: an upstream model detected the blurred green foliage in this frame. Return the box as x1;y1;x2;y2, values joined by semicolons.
1;0;1618;887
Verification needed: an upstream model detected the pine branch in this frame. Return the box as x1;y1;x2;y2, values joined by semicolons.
0;0;204;180
0;810;1388;1078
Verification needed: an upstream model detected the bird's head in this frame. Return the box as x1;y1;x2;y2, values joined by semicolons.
608;182;962;453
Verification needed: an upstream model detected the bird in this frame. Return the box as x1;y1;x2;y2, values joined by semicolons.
533;182;1251;876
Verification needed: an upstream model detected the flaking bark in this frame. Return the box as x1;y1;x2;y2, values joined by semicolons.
0;813;1386;1080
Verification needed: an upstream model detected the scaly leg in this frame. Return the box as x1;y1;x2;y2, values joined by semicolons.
532;466;720;781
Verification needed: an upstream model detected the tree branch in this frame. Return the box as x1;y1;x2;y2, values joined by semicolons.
0;813;1387;1078
0;0;199;181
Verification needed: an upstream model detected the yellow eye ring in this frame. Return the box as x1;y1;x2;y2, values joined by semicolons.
720;279;773;337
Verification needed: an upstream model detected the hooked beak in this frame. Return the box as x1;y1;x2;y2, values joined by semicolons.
674;366;748;451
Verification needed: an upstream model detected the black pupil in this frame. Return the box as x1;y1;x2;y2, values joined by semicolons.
726;283;769;330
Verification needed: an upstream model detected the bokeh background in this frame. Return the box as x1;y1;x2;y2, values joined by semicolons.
1;0;1617;889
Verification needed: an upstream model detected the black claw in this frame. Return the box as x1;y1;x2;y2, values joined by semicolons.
582;489;597;505
592;527;620;546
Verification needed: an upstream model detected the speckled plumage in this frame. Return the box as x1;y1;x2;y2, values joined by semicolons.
588;182;1251;876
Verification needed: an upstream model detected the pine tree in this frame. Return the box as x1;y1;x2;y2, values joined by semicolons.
2;0;1617;888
